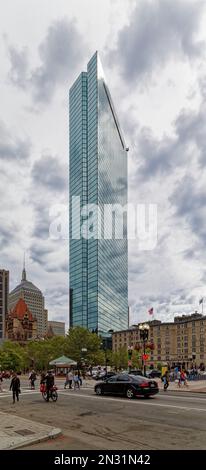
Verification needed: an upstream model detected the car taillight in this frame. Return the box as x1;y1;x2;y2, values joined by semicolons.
140;382;150;388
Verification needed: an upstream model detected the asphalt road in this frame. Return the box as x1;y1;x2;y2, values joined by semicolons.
1;378;206;450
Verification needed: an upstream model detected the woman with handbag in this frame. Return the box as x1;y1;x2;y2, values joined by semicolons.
10;373;21;404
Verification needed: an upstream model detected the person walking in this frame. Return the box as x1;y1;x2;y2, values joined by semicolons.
78;370;82;386
177;370;181;387
163;370;169;391
0;371;3;392
64;370;73;389
73;372;80;390
10;373;21;404
29;370;37;390
181;370;188;387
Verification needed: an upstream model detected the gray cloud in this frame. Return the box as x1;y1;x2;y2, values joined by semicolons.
170;174;206;245
7;18;86;103
0;224;15;250
133;128;176;180
31;202;51;240
46;260;68;273
30;243;52;266
30;241;68;273
108;0;205;83
31;155;67;191
175;104;206;167
131;98;206;182
45;286;69;307
0;120;31;161
131;290;197;325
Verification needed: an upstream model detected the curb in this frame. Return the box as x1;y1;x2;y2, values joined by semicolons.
4;427;62;450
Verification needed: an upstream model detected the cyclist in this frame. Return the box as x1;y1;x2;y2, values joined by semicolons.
45;370;54;402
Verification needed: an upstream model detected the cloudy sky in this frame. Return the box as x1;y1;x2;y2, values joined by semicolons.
1;0;206;328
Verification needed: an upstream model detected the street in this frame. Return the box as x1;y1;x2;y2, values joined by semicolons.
0;378;206;449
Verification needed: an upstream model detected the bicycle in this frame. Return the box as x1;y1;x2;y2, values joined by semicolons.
40;384;58;402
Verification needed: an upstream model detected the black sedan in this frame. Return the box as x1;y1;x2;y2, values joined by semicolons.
94;373;159;399
147;369;162;379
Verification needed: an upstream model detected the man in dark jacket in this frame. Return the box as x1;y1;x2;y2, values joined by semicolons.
10;373;20;403
45;371;54;402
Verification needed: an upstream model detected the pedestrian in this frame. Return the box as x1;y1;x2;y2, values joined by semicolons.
29;370;37;389
181;370;188;387
177;370;181;387
162;370;169;391
73;372;80;390
10;373;21;404
78;370;82;386
45;370;54;402
64;370;73;389
0;371;3;392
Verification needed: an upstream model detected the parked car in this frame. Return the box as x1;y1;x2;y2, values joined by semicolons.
94;373;159;399
128;369;143;377
97;371;116;381
146;369;162;379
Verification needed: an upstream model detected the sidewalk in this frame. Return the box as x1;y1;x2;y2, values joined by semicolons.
0;411;61;450
158;379;206;393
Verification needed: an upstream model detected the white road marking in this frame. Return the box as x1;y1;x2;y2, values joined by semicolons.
159;393;206;401
58;391;206;412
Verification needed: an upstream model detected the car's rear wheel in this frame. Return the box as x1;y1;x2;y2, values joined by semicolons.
126;388;134;399
95;386;103;395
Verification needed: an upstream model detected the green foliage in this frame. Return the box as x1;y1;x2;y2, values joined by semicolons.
0;327;113;371
110;348;128;370
64;327;103;365
0;341;27;371
131;350;142;369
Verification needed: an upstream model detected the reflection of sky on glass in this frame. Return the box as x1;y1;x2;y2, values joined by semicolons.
70;52;128;334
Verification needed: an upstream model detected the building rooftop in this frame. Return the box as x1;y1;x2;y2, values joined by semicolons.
10;266;41;295
9;298;34;321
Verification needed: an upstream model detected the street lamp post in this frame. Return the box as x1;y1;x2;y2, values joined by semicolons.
81;348;87;362
100;342;108;373
139;324;150;376
81;348;87;376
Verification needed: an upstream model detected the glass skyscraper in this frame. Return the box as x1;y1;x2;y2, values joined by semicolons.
69;52;128;335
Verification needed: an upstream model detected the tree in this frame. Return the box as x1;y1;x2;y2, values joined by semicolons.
110;348;128;370
0;341;26;371
64;327;102;365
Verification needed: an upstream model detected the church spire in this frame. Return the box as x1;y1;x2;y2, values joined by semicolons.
22;252;27;281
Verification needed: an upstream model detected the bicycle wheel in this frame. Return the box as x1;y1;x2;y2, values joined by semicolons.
42;392;47;401
51;391;58;402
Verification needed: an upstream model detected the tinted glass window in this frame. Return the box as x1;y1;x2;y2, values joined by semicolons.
107;376;117;383
117;374;130;381
130;375;147;383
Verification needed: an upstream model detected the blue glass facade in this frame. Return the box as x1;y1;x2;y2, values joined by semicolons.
69;52;128;334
